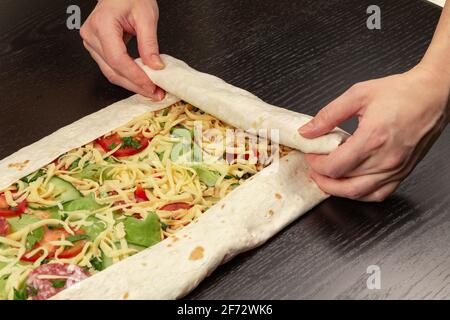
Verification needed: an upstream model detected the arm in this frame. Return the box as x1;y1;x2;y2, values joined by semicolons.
298;3;450;202
421;2;450;94
80;0;165;100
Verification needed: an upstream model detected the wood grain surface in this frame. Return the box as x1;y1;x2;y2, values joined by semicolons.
0;0;449;299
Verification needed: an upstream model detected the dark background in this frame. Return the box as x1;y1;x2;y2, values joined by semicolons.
1;0;449;299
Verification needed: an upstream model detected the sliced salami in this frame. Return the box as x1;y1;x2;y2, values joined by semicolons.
0;217;9;236
25;263;89;300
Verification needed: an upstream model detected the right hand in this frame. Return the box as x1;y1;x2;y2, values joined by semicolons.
80;0;165;100
299;65;450;202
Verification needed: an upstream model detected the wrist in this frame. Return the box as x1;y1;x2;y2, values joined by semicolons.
417;59;450;89
410;63;450;125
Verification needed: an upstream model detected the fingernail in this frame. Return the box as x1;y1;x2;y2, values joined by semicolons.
299;121;314;135
142;83;156;95
154;87;165;101
150;54;165;69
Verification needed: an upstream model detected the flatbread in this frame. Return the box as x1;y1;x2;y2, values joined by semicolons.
54;151;326;300
0;55;346;299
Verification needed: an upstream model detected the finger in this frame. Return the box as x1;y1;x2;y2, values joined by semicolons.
96;20;159;97
83;38;103;60
304;128;371;178
81;24;104;56
84;42;155;98
299;84;366;139
358;181;399;202
309;170;388;200
135;14;164;69
153;86;166;101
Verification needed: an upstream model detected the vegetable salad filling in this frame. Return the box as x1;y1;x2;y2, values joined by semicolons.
0;102;289;300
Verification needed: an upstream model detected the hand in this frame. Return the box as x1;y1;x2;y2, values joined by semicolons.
299;65;450;202
80;0;165;100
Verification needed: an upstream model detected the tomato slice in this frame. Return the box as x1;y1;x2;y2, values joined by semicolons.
0;217;9;236
0;194;27;218
159;202;193;211
0;194;8;208
58;239;85;259
21;228;86;262
134;185;149;202
97;133;150;157
20;253;40;263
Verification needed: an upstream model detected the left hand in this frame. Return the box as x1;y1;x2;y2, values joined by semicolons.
299;65;450;202
80;0;165;100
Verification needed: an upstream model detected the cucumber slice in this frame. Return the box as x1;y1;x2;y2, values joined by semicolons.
7;215;41;233
48;176;82;203
72;164;113;182
31;206;61;220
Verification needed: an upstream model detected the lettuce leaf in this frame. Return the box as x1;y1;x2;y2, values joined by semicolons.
124;213;161;247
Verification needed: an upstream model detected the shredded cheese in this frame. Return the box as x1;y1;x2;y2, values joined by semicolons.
0;102;290;300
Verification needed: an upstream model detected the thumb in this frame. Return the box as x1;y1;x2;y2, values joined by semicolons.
136;16;164;70
299;85;364;138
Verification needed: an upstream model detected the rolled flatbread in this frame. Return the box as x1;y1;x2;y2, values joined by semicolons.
137;55;347;154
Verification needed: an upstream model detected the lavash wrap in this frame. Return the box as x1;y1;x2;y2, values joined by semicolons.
0;55;346;299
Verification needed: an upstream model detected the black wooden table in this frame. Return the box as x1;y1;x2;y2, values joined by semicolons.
1;0;449;299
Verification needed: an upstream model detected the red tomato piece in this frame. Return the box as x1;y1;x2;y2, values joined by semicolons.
97;133;150;157
0;217;9;236
159;202;193;211
134;185;149;202
21;228;86;262
0;194;27;218
57;239;86;259
20;253;41;263
96;133;121;151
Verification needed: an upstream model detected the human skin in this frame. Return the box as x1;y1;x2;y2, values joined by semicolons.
80;0;165;100
299;2;450;202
